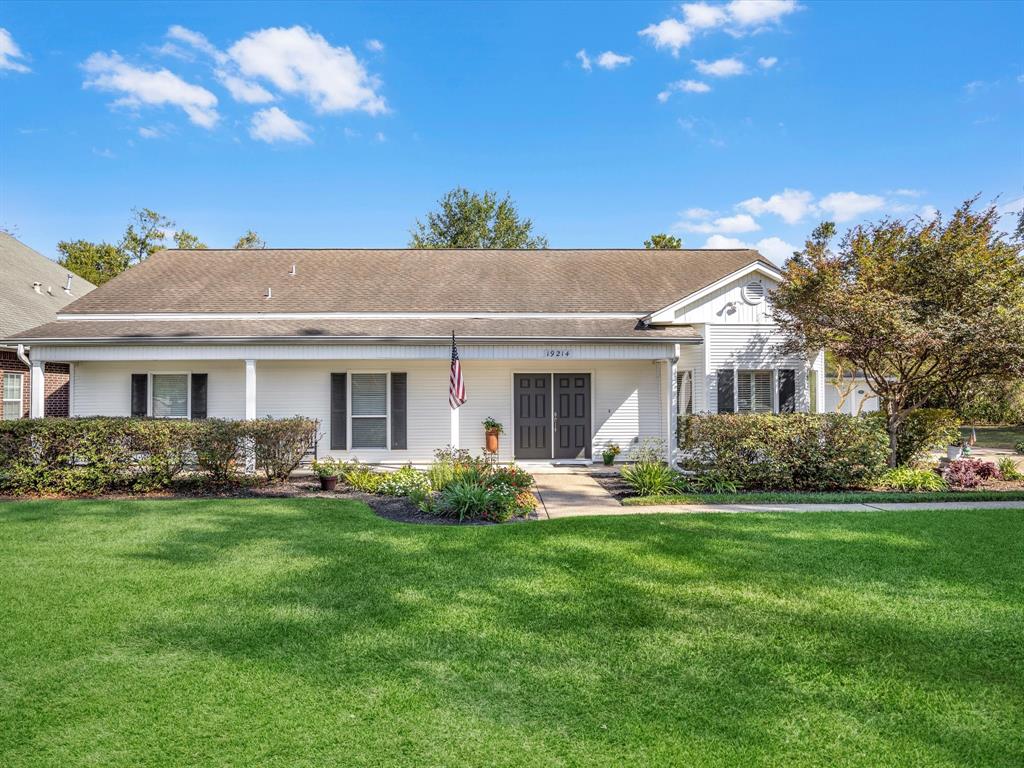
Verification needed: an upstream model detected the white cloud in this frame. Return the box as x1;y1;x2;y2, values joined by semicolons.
727;0;800;28
704;235;748;249
889;188;922;197
682;213;760;234
218;72;275;103
138;126;162;139
694;57;746;77
597;51;632;70
167;24;225;62
659;79;711;101
365;39;384;52
82;52;219;128
0;28;31;73
576;49;592;71
683;207;716;219
229;26;386;114
817;191;885;222
703;234;796;262
738;188;815;224
919;204;939;220
639;18;693;56
682;3;729;29
249;106;311;143
757;56;778;69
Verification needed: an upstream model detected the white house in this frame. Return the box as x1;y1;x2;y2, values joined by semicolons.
5;247;825;464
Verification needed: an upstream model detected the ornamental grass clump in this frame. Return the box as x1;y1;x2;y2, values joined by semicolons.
876;467;947;492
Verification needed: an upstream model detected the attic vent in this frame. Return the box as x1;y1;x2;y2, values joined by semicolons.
290;264;297;276
742;280;765;305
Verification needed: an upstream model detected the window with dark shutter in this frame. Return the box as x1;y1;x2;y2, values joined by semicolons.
717;370;735;413
778;369;796;413
330;373;347;450
131;374;148;417
190;374;208;419
391;372;407;450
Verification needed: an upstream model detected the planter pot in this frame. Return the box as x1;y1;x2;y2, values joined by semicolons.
319;476;338;491
602;455;616;466
485;430;500;455
947;445;963;461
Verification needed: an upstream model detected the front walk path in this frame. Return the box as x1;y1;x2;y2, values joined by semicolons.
531;472;1024;520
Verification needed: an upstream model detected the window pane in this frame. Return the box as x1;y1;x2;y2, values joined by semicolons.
737;372;752;412
152;374;188;419
4;373;21;401
352;417;387;448
351;373;387;416
754;371;772;412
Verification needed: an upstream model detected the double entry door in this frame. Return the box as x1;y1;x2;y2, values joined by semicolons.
513;373;591;460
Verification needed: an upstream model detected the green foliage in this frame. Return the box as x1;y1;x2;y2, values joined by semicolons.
644;233;682;249
377;466;430;496
996;457;1024;481
943;459;1001;489
311;458;347;478
173;229;207;249
876;467;947;492
482;417;504;434
867;408;960;467
120;207;174;264
679;413;889;491
234;230;267;249
957;378;1024;425
56;239;129;285
621;461;683;497
0;416;317;495
601;443;621;464
409;187;548;249
773;199;1024;466
688;472;740;494
1016;440;1024;455
341;464;384;494
435;480;493;522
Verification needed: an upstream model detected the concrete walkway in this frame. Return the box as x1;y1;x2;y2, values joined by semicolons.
531;472;1024;519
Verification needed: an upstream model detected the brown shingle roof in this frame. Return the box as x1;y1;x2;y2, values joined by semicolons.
59;248;772;315
10;317;699;343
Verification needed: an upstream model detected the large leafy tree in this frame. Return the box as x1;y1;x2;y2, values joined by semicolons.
644;233;682;249
173;229;207;249
120;207;174;264
773;200;1024;465
409;187;548;249
56;240;129;286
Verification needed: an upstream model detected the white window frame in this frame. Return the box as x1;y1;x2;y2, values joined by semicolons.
3;372;24;420
148;371;192;420
676;369;694;416
736;369;774;414
348;371;391;451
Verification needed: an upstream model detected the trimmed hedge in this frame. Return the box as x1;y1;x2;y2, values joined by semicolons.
0;416;318;495
866;408;960;467
678;413;889;491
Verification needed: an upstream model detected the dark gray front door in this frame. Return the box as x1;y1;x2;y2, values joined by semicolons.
554;373;591;459
514;374;551;459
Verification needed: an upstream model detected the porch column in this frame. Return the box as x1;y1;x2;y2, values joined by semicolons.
244;359;257;420
665;357;678;465
30;359;44;418
450;406;460;449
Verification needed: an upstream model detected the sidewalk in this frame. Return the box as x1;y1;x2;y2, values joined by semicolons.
532;472;1024;519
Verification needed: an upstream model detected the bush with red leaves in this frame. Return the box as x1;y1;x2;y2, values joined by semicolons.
943;459;1002;489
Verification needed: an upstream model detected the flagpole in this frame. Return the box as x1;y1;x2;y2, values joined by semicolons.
450;331;460;449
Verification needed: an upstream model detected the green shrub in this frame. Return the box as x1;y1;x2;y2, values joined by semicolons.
877;467;947;492
432;479;534;522
996;457;1023;481
688;472;740;494
435;480;492;522
245;417;319;481
679;413;888;491
1016;440;1024;456
867;408;960;467
192;419;242;482
378;465;430;496
311;457;346;478
341;463;385;493
621;461;682;496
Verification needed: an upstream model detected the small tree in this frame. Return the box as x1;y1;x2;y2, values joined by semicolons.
234;230;267;249
56;240;129;285
120;207;174;264
410;187;548;249
173;229;207;249
644;233;682;249
772;200;1024;466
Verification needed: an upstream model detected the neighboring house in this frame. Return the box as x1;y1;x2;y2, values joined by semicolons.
0;233;96;419
4;247;825;463
825;374;881;415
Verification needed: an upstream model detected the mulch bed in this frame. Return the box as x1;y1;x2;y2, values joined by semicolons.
594;475;633;501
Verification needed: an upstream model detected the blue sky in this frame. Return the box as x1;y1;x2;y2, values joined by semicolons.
1;0;1022;263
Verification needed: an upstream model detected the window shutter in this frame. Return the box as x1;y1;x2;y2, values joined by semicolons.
330;373;347;450
779;369;796;413
391;372;407;450
717;370;735;413
190;374;208;420
131;374;148;417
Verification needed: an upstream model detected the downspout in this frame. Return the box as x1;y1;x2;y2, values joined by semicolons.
16;344;30;368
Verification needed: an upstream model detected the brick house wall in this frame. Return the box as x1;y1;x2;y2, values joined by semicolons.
0;349;71;418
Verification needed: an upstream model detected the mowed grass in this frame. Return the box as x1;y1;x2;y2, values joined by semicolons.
963;424;1024;450
623;489;1024;506
1;500;1022;768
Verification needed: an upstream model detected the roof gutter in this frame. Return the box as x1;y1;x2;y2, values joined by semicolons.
5;334;704;346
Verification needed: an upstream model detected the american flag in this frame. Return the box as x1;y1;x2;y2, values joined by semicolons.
449;332;466;409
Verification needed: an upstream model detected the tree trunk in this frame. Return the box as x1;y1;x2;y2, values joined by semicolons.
887;420;900;468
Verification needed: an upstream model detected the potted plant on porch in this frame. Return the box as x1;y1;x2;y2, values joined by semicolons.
602;443;621;466
482;417;504;455
312;458;342;491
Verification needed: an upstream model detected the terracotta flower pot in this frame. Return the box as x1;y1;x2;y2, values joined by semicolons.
485;429;500;454
320;475;338;491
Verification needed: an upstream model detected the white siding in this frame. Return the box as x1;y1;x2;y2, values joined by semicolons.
825;377;880;415
676;335;705;413
668;274;780;325
73;360;245;418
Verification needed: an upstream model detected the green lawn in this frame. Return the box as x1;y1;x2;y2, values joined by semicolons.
1;500;1022;767
624;489;1024;506
963;425;1024;450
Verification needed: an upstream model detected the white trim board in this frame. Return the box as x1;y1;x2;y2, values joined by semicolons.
56;311;648;321
646;262;784;324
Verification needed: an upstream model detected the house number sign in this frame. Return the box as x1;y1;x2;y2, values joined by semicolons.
544;349;572;358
